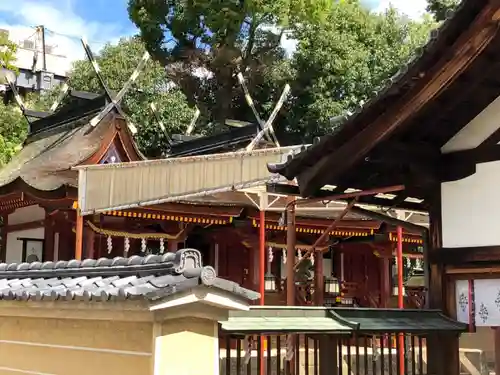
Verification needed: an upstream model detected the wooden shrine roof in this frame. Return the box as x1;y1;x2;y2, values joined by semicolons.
0;95;143;199
169;123;261;157
268;0;500;210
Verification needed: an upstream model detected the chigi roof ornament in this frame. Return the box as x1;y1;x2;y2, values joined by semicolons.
80;36;150;134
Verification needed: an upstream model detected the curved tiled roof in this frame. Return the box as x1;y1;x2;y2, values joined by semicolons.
0;248;259;302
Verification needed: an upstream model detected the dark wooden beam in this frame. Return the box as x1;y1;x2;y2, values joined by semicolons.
266;183;427;212
480;126;500;148
297;5;500;197
429;245;500;265
443;143;500;165
145;203;243;217
369;141;441;166
417;47;500;147
0;213;7;262
350;206;427;235
5;220;45;233
438;144;500;182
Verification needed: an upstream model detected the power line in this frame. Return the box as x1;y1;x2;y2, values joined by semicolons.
44;28;109;47
24;29;38;42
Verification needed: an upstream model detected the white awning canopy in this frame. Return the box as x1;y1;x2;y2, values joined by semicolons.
76;146;301;215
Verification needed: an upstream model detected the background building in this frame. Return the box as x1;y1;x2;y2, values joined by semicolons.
0;25;69;94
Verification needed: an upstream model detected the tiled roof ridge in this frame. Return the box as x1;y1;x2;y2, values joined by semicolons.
0;248;203;279
0;248;237;302
0;248;261;303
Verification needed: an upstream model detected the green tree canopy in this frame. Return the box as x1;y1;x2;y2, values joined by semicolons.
127;0;332;126
426;0;461;21
0;103;27;166
0;32;27;166
282;1;437;142
39;37;195;157
128;0;437;143
0;30;17;72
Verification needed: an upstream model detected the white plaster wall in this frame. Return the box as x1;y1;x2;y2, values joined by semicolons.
8;205;45;225
5;206;46;263
5;228;44;263
441;94;500;153
442;161;500;248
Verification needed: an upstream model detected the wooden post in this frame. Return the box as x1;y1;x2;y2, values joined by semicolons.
495;327;500;375
168;240;178;252
44;211;55;262
83;226;95;259
397;226;405;375
314;250;324;305
426;185;459;375
0;213;8;262
259;209;265;375
259;210;265;305
380;256;391;308
286;199;296;306
319;335;338;375
75;209;83;260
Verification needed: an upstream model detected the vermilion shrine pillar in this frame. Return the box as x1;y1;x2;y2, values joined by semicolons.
75;208;83;260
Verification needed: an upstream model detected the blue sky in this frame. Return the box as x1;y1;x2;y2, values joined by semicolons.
0;0;137;63
0;0;428;63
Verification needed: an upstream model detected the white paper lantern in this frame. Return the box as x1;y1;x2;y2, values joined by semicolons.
107;236;112;254
268;246;274;263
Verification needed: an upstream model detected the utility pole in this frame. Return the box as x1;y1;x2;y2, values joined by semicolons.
40;25;47;71
36;25;47;71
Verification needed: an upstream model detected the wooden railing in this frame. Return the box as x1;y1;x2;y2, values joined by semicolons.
219;332;429;375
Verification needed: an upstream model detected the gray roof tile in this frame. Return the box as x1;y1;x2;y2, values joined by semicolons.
0;248;260;303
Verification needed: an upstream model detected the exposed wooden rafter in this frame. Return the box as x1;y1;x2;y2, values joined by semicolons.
266;183;426;212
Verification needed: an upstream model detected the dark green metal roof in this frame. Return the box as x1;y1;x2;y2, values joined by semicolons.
220;307;467;335
220;306;357;334
330;308;467;333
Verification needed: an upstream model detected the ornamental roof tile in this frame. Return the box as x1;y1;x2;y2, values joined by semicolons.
0;248;259;303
